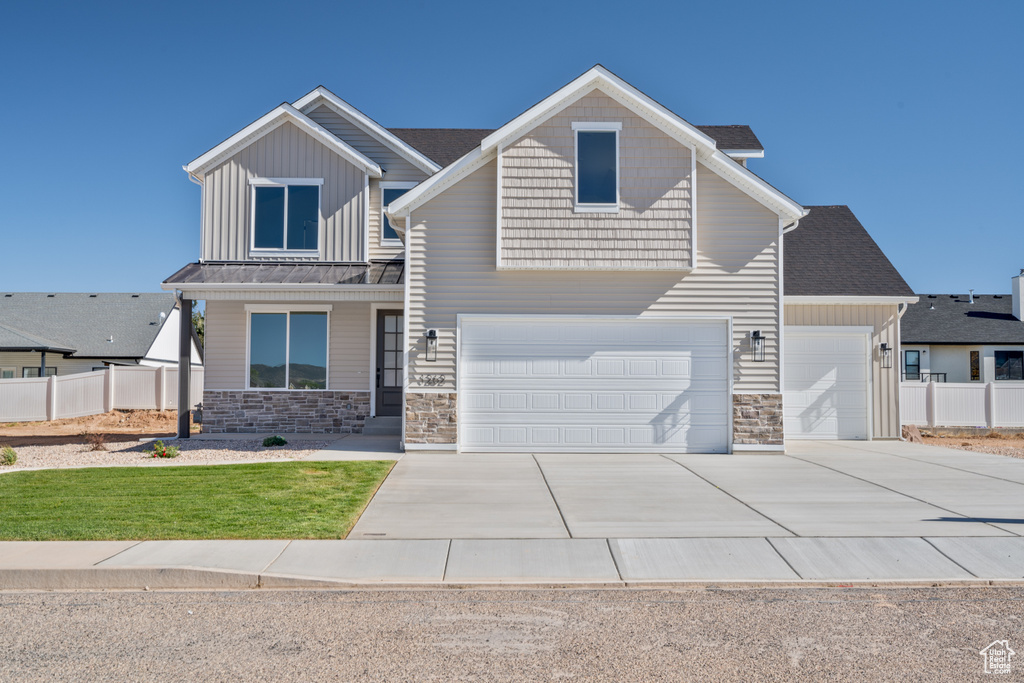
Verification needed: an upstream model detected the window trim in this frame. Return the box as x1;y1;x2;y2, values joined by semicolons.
994;349;1024;381
380;181;418;247
244;304;332;391
248;178;324;256
572;122;621;213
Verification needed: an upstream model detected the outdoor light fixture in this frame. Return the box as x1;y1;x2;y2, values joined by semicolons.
750;330;765;362
425;329;438;362
880;342;893;369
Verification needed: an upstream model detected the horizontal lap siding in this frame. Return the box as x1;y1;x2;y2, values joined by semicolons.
0;353;104;376
409;159;780;394
306;105;428;261
784;303;901;438
501;90;691;269
202;121;365;262
204;300;370;391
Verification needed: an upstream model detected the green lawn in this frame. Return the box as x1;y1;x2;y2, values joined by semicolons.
0;461;394;540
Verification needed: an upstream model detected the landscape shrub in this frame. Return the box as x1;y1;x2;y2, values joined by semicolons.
262;435;288;447
0;445;16;466
146;440;179;458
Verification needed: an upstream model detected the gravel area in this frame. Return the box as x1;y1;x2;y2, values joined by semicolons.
0;438;333;471
923;436;1024;459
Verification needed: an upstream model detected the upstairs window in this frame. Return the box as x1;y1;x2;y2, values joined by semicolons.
995;350;1024;381
250;178;323;252
573;122;620;212
380;182;417;245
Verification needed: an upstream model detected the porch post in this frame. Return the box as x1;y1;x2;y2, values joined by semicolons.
39;350;46;378
177;297;192;439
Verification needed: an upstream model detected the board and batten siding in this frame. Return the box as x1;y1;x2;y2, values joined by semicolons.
408;159;781;394
306;104;430;261
784;304;902;439
500;89;692;270
201;121;367;262
203;300;371;392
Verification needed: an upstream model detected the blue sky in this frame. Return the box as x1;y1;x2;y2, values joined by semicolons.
1;0;1021;295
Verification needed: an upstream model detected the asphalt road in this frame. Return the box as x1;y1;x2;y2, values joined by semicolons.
1;587;1021;681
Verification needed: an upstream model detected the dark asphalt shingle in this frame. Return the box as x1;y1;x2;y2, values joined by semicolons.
902;294;1024;344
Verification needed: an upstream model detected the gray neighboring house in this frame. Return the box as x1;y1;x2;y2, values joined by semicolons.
901;272;1024;383
0;293;203;379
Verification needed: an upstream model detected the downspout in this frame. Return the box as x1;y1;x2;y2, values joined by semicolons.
781;219;801;234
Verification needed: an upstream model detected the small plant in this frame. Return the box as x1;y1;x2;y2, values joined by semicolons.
85;434;108;452
1;445;16;466
263;435;288;448
146;440;180;459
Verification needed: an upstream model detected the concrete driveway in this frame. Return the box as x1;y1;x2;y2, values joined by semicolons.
350;440;1024;540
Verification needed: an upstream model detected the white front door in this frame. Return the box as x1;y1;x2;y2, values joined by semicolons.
459;316;730;453
784;327;871;440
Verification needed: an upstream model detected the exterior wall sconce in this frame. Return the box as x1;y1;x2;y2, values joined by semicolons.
750;330;765;362
879;342;893;369
425;329;438;362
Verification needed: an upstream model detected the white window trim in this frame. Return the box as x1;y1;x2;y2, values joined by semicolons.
572;123;621;213
380;181;418;247
244;305;332;391
248;178;324;256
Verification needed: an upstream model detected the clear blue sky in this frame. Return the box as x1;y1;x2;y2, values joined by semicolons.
2;0;1021;295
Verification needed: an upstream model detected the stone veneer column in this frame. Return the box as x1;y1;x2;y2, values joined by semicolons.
732;393;784;447
405;392;457;444
201;390;370;434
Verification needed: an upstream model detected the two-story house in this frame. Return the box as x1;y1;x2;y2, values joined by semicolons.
164;66;917;452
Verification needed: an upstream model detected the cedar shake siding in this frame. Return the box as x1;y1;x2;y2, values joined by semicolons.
500;89;693;270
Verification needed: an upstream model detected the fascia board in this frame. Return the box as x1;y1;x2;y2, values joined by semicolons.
387;147;493;216
186;104;382;178
722;149;765;158
784;295;921;305
294;87;441;175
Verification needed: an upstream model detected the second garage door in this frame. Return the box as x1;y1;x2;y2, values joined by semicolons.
458;317;730;453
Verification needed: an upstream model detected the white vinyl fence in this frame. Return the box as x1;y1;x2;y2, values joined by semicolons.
901;382;1024;428
0;366;203;422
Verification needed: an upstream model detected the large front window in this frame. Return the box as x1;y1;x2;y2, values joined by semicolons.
573;123;620;211
995;350;1024;381
249;311;328;389
251;179;322;252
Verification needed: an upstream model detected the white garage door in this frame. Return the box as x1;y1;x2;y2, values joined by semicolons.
784;328;870;440
459;317;730;453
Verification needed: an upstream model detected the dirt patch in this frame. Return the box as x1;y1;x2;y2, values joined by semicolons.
0;410;184;448
922;432;1024;460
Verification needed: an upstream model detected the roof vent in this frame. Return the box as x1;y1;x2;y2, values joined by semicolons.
47;294;55;298
106;336;114;343
3;294;11;298
131;294;140;298
929;304;935;310
927;295;937;298
89;294;97;298
969;289;975;304
994;295;1003;298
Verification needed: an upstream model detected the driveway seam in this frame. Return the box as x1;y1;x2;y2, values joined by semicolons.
876;448;1024;488
531;454;572;539
785;454;1013;536
921;537;980;578
93;541;144;566
441;539;453;582
764;537;805;579
261;540;292;573
661;455;800;537
604;539;625;581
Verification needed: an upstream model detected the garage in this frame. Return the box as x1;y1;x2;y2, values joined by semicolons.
783;327;871;440
458;316;731;453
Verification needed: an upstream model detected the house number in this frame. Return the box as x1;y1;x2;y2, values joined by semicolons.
418;375;446;387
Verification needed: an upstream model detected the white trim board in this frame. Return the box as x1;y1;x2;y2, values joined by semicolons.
785;296;920;305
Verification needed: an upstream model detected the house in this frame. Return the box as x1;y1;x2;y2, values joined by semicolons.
901;271;1024;383
0;293;203;379
163;65;916;450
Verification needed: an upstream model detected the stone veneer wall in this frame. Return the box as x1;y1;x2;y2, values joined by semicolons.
406;392;457;444
201;390;370;434
732;393;784;446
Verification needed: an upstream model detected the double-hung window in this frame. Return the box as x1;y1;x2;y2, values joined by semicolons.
380;181;417;245
250;178;323;253
572;122;620;212
995;350;1024;381
247;306;330;390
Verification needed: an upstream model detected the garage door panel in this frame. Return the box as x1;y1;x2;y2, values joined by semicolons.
784;329;869;440
460;318;730;453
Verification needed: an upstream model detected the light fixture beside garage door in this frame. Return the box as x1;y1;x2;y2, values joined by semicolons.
750;330;765;362
425;329;438;362
879;342;893;369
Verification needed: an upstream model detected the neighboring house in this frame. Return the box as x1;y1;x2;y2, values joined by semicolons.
163;65;916;451
0;293;203;379
901;271;1024;383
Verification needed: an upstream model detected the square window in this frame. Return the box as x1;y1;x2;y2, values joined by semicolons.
995;350;1024;381
574;126;619;209
251;181;321;252
249;311;328;390
1;367;15;379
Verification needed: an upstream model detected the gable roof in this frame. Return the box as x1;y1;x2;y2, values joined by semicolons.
0;293;178;359
902;293;1024;344
293;87;441;174
388;65;805;221
388;125;763;169
185;103;383;179
784;206;915;298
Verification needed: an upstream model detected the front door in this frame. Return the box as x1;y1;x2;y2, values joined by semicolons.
375;310;404;416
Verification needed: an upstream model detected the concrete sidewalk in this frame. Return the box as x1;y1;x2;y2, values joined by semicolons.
1;536;1022;590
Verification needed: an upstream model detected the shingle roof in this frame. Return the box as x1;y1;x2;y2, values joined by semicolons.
387;125;763;168
0;293;176;358
784;205;915;298
163;260;405;287
902;294;1024;344
0;323;75;353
